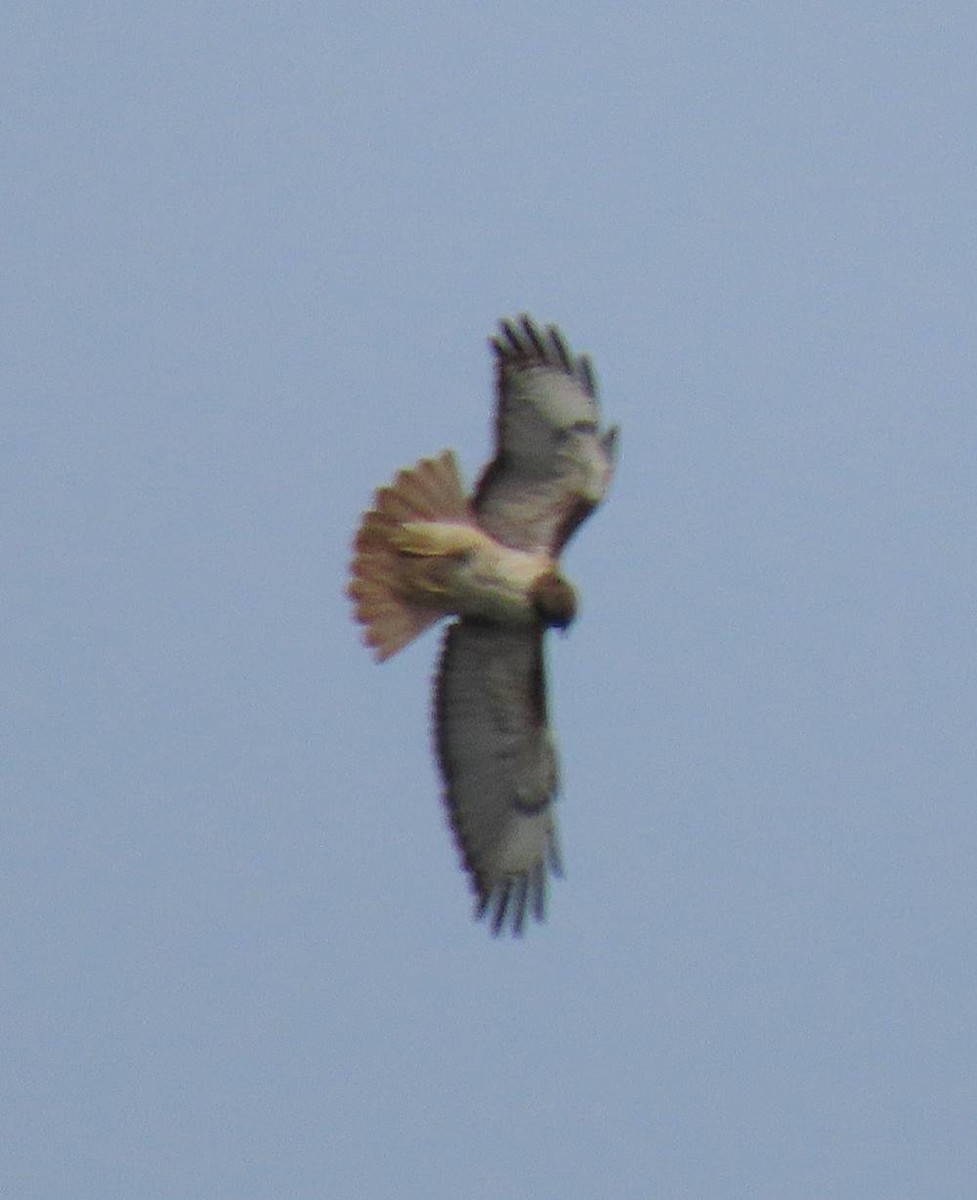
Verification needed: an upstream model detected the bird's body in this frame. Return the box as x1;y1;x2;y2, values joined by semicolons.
389;493;568;630
348;316;617;934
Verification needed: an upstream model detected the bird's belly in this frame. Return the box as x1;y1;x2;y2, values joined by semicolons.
453;545;551;625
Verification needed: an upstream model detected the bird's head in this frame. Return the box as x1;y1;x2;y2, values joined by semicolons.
530;570;577;630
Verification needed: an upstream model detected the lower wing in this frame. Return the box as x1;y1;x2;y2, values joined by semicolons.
434;620;563;935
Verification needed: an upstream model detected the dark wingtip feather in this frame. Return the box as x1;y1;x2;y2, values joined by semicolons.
511;875;529;936
548;324;574;371
500;318;524;357
520;314;547;358
491;314;598;399
464;809;563;938
578;353;596;397
471;866;550;938
548;832;565;878
532;864;546;923
491;880;512;936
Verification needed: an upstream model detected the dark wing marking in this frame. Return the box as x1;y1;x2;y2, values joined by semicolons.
474;315;618;555
435;619;563;936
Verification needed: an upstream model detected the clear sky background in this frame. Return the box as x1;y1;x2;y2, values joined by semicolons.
4;5;976;1197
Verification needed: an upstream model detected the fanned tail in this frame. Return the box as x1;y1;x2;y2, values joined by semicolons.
347;450;470;661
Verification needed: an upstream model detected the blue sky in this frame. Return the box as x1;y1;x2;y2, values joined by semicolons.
4;5;976;1197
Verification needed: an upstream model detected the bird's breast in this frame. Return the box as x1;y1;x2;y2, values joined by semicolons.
452;539;557;626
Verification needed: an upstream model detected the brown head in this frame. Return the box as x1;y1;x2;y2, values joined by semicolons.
529;569;577;629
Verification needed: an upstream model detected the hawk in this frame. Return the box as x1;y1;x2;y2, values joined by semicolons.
348;316;618;934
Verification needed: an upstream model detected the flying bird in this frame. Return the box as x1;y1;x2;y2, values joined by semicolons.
348;316;618;935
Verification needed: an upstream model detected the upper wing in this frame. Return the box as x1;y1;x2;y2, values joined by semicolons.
435;620;563;935
473;315;618;554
